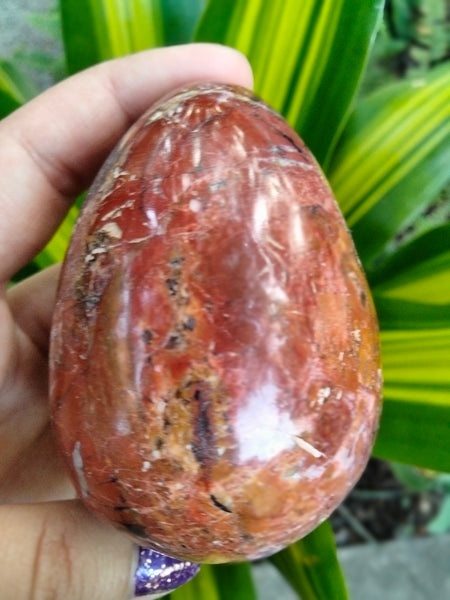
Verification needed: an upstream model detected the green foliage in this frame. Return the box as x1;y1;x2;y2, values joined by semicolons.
161;0;207;45
270;521;348;600
0;60;38;117
210;562;257;600
361;0;450;93
60;0;206;73
61;0;165;73
1;1;449;598
385;0;449;72
167;562;257;600
328;64;450;268
196;0;383;167
375;327;450;470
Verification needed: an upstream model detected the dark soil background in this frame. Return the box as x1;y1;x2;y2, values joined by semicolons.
331;458;445;546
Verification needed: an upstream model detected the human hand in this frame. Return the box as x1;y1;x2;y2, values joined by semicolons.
0;44;252;600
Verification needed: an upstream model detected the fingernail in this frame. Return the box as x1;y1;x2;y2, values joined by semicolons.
133;546;200;598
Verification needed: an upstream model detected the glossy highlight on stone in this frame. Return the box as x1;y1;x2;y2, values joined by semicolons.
50;83;382;563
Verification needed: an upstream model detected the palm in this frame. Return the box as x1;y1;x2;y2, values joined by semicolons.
0;268;74;503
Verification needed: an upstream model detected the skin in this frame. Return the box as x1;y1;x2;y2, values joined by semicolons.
0;44;252;600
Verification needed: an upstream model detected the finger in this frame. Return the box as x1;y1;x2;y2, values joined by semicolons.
1;266;75;502
7;263;61;355
0;298;49;478
0;421;75;504
0;500;199;599
0;269;60;499
0;44;253;282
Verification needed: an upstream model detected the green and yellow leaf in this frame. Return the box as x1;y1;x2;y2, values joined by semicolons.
0;60;38;117
328;64;450;269
60;0;166;73
375;327;450;471
270;520;348;600
196;0;384;165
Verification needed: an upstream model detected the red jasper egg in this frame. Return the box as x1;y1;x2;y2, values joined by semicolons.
50;83;382;562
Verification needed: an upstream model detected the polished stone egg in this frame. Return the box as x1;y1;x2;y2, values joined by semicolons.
50;83;382;562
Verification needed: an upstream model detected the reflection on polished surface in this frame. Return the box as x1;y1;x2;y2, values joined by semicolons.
235;379;297;463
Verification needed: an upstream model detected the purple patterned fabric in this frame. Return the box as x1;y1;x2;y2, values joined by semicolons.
134;547;200;597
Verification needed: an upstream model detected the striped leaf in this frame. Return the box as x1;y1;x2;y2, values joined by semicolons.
369;223;450;288
195;0;384;165
374;328;450;471
370;223;450;306
270;520;348;600
0;60;38;117
370;223;450;471
161;0;207;45
328;64;450;270
212;562;257;600
168;565;220;600
60;0;167;73
155;562;257;600
375;297;450;331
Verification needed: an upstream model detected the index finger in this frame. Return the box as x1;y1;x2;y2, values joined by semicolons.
0;44;253;283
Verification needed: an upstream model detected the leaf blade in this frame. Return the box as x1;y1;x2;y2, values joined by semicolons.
374;397;450;472
369;223;450;289
169;565;220;600
369;223;450;316
212;562;257;600
328;64;450;269
375;297;450;330
270;520;349;600
196;0;384;165
60;0;166;73
0;60;38;117
375;327;450;472
161;0;206;45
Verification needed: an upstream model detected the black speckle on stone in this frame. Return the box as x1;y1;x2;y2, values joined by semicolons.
166;333;180;349
191;387;216;469
169;255;184;268
183;316;196;331
121;522;148;539
280;131;305;155
210;494;232;513
166;277;179;296
142;329;153;344
84;294;101;312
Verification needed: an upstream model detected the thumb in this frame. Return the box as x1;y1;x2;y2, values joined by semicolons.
0;500;199;599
